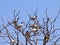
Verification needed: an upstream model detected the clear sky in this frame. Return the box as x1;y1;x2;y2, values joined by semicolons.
0;0;60;45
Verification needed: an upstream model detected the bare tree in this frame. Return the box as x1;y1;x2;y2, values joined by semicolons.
0;8;60;45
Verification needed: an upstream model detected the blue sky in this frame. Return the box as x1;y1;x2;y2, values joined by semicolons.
0;0;60;45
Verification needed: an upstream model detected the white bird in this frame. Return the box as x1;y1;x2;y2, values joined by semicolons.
31;28;37;32
30;16;36;20
17;24;22;29
11;39;16;43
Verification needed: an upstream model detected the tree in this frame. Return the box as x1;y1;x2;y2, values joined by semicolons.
0;8;60;45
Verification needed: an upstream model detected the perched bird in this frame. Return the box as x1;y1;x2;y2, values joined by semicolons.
11;39;16;43
44;35;50;43
31;28;37;32
29;24;38;28
17;24;22;30
30;16;36;20
34;24;38;28
12;19;17;25
30;24;42;32
25;31;30;38
34;24;42;29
